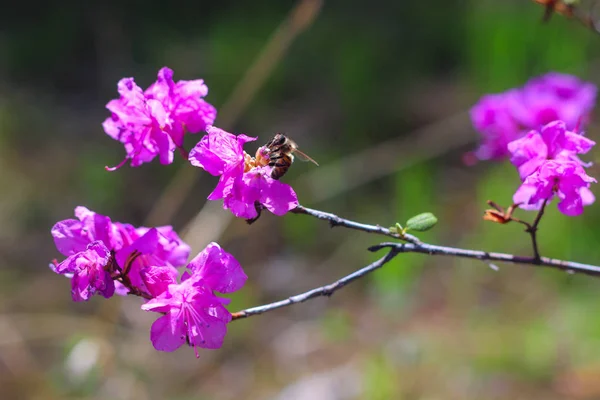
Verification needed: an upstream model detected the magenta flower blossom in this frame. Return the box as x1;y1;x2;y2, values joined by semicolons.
509;72;597;130
103;67;217;170
52;206;122;256
54;241;114;302
51;207;191;300
141;243;247;356
470;92;522;160
189;126;299;219
134;225;191;268
189;125;257;200
471;72;596;161
514;160;596;216
222;166;299;218
508;121;595;179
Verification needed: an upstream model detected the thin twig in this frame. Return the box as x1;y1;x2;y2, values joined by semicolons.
485;199;548;262
291;205;423;245
231;249;399;320
527;198;548;262
229;206;600;321
369;241;600;277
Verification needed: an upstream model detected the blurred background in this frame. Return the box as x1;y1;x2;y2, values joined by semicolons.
3;0;600;398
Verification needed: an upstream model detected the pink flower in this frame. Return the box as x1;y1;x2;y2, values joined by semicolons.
183;242;248;293
189;126;299;220
145;68;217;135
514;160;596;216
223;167;299;219
134;225;191;268
113;227;167;293
103;67;216;170
141;243;247;356
189;125;257;200
470;72;596;161
139;265;179;298
470;92;522;160
50;207;191;299
52;206;122;256
54;241;114;302
509;72;597;130
508;120;595;179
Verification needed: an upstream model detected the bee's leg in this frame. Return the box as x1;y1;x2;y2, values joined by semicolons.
246;201;265;225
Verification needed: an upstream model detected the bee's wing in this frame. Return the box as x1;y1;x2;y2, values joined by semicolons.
292;149;319;166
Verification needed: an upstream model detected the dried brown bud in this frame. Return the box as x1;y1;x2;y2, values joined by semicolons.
483;209;511;224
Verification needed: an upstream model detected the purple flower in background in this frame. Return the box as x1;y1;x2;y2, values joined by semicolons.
141;243;247;356
470;92;522;160
508;120;595;179
509;72;597;130
50;207;191;300
189;126;299;219
470;72;597;161
513;160;596;216
103;67;217;170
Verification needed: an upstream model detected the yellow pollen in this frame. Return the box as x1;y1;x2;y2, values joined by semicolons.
243;152;256;172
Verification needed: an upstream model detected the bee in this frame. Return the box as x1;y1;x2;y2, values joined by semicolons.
264;134;319;180
532;0;600;32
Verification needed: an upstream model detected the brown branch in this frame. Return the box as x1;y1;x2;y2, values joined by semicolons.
231;249;399;320
229;205;600;320
527;198;548;262
291;205;422;245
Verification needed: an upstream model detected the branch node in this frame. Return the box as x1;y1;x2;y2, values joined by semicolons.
227;203;600;322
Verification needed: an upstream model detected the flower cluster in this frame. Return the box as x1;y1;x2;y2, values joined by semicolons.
141;243;246;355
471;72;598;217
103;67;217;170
508;121;596;216
51;207;246;355
102;67;300;220
51;206;190;300
53;66;307;356
55;64;599;359
471;72;597;160
188;125;299;220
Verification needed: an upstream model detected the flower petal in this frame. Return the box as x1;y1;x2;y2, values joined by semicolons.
189;126;256;176
51;219;88;256
148;313;186;352
141;266;179;298
186;242;247;293
260;177;299;216
188;310;229;350
223;174;261;219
